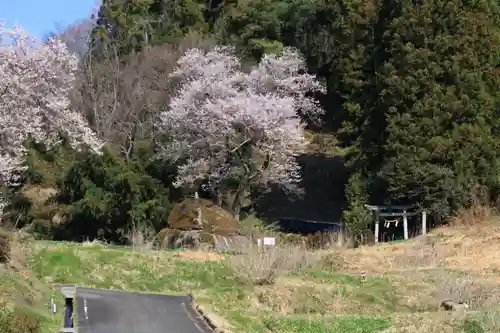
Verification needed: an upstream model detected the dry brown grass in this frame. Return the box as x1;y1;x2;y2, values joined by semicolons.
304;205;500;331
450;200;495;227
251;276;358;316
331;210;500;275
124;223;156;252
378;312;461;333
0;228;32;272
227;242;317;285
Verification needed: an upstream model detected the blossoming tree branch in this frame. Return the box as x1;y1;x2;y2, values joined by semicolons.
0;24;103;187
0;23;324;220
158;46;325;219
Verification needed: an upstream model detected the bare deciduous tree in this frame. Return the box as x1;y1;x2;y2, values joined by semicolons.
72;32;216;160
72;44;177;159
45;19;95;59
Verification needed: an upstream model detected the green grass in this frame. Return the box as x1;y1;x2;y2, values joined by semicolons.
25;239;500;333
0;231;65;333
302;270;401;312
263;316;391;333
28;241;397;333
31;241;235;293
0;266;64;333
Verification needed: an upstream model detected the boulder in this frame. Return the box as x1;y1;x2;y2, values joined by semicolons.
156;229;215;249
167;198;241;236
159;199;243;251
156;228;254;252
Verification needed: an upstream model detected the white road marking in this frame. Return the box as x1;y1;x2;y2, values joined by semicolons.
84;298;89;320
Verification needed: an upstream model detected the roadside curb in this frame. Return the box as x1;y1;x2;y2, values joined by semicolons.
188;294;224;333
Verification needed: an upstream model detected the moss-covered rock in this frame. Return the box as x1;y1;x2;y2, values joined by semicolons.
167;198;241;236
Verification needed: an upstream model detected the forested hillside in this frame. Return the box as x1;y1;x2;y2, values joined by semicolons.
2;0;500;243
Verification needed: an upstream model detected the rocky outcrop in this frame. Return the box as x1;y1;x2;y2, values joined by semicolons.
167;198;240;236
157;198;245;251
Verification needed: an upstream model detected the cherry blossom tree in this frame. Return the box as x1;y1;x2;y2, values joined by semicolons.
157;45;325;219
0;24;103;188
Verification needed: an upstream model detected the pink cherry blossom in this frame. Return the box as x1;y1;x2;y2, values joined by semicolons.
0;23;103;187
158;45;325;201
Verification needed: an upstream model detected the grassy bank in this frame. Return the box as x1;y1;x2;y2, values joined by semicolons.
26;215;500;333
0;231;64;333
30;240;393;333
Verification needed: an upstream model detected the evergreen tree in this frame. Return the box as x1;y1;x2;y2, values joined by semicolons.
343;0;500;220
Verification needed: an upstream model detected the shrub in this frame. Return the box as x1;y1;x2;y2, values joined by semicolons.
5;143;180;243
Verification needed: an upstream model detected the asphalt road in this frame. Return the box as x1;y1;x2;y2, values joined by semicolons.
58;286;213;333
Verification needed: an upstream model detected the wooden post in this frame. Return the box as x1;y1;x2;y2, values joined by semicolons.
403;210;409;240
422;210;427;235
374;210;380;244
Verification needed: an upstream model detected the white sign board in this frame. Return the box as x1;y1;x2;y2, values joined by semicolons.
257;237;276;247
263;237;275;246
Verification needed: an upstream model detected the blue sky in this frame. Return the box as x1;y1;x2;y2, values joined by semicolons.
0;0;98;40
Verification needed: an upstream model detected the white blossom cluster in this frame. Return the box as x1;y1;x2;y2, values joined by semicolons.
158;45;325;191
0;24;103;185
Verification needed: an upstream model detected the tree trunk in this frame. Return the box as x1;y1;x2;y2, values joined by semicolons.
231;184;246;222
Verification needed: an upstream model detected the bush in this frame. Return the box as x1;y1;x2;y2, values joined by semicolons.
55;147;176;242
5;142;180;243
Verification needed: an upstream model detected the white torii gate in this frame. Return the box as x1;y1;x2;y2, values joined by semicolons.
364;204;427;244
